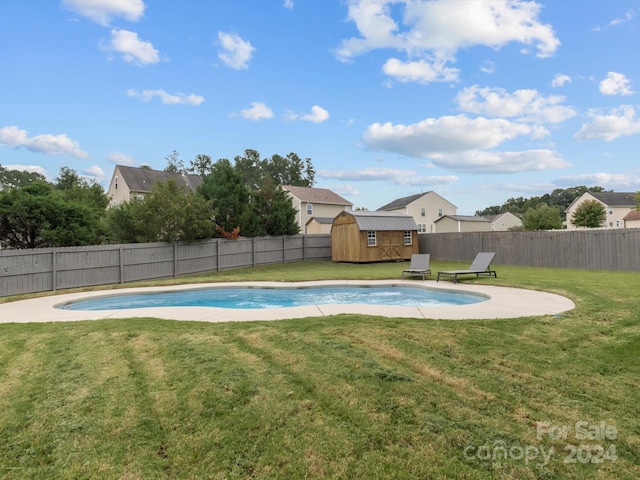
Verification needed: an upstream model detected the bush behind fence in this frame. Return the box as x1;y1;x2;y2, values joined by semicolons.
0;235;331;297
419;229;640;271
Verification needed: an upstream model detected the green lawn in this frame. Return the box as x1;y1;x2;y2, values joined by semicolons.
0;260;638;479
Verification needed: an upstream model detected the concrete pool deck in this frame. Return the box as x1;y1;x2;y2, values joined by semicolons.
0;280;575;324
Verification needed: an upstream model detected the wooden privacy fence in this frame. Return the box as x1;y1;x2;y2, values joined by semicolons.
419;229;640;271
0;235;331;297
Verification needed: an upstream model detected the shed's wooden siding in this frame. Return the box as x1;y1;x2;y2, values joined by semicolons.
331;212;418;263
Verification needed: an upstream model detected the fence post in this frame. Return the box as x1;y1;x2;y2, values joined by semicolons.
252;238;256;267
282;236;286;263
119;246;124;284
52;248;57;292
174;243;178;278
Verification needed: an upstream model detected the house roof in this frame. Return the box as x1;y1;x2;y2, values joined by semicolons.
117;165;202;193
282;185;352;206
483;212;520;222
623;211;640;221
435;215;491;223
306;216;335;225
338;211;418;231
376;191;457;211
589;192;637;207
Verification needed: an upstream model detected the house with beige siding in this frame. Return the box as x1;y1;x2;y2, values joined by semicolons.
107;165;202;207
565;192;637;229
484;212;523;231
623;211;640;228
433;215;492;233
281;185;352;234
377;191;457;233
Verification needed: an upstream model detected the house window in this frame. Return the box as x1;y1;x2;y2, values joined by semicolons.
306;203;313;215
608;209;613;215
418;224;427;233
438;209;443;217
420;208;426;217
609;222;613;227
616;221;620;227
367;231;376;246
115;176;118;190
404;231;412;245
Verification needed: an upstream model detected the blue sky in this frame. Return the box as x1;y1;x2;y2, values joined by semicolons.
1;0;639;214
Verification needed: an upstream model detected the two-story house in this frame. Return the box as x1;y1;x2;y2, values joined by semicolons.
377;191;457;233
565;192;638;229
281;185;353;234
107;165;202;207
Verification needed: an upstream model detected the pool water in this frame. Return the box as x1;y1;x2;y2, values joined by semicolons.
58;285;487;311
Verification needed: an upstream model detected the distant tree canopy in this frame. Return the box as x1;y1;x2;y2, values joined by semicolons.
0;168;109;248
476;186;607;218
0;164;47;188
570;200;607;228
522;204;563;231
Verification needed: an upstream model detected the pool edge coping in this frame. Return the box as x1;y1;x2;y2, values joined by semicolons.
0;280;576;323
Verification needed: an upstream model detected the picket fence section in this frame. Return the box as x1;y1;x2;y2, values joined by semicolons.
0;235;331;297
419;228;640;271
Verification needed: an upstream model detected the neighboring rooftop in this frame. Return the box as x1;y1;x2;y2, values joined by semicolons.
282;185;352;206
436;215;491;223
117;165;202;193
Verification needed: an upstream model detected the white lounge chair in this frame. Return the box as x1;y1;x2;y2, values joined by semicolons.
401;254;431;280
436;252;497;284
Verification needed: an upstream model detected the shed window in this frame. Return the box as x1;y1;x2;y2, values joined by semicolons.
306;203;313;215
367;231;376;246
404;231;412;245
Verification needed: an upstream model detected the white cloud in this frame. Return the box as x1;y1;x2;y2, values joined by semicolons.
83;165;105;178
283;0;294;10
599;72;634;96
218;32;254;69
107;152;135;165
555;172;637;187
593;10;636;31
318;167;458;186
382;57;459;83
456;85;577;123
336;0;559;83
429;149;569;174
551;73;572;88
0;126;89;158
61;0;145;26
574;105;640;141
103;29;160;66
479;60;495;74
288;105;330;123
239;102;274;120
363;115;536;156
127;89;204;105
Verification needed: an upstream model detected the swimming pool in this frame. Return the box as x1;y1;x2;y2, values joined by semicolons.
57;285;487;311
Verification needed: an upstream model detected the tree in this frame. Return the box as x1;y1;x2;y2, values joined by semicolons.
522;204;563;231
189;154;213;176
102;199;146;243
233;149;316;190
0;182;100;248
197;159;253;237
164;150;187;174
0;164;47;188
251;177;299;236
138;179;214;242
571;199;606;228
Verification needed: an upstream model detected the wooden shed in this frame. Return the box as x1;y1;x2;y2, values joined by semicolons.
331;211;419;263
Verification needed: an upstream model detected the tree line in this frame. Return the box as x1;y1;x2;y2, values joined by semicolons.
475;186;627;230
0;149;315;249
